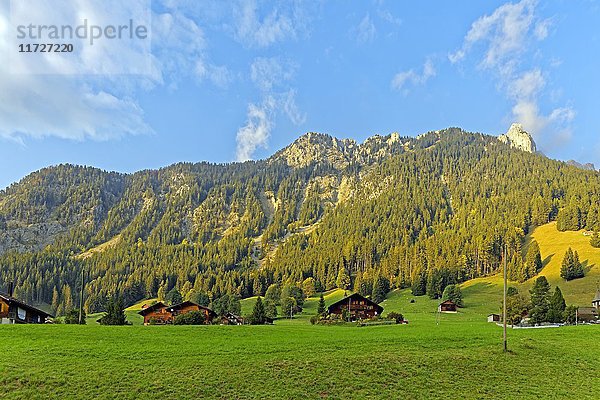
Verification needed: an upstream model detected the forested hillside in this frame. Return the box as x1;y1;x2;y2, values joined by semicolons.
1;127;599;315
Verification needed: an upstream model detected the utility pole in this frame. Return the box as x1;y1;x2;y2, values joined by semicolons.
503;244;508;353
78;267;85;325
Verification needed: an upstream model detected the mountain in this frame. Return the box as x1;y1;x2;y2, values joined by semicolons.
2;125;600;315
566;160;596;171
497;123;537;153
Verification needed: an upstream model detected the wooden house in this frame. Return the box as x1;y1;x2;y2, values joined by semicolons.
577;307;598;322
138;301;217;325
138;302;171;325
592;290;600;310
438;300;457;313
327;293;383;321
220;312;244;325
1;292;53;324
487;313;501;323
166;301;217;324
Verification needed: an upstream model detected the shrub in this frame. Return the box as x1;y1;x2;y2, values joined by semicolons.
173;311;206;325
387;312;404;324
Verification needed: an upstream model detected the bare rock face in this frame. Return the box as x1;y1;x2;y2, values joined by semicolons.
498;123;536;153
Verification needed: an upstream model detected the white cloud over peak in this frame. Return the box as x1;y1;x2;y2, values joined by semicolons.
236;97;275;162
391;60;436;92
449;0;573;148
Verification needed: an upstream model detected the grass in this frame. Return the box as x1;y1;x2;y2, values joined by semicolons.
2;307;598;399
4;222;599;399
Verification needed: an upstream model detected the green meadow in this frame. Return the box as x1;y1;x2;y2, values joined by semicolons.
2;223;600;399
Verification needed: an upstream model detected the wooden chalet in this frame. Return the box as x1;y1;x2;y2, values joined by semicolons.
166;301;217;324
138;301;217;325
0;292;53;324
220;312;244;325
438;300;457;313
592;290;600;310
327;293;383;321
577;307;598;322
138;302;170;325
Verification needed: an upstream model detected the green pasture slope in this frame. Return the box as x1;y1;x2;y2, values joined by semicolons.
2;222;600;399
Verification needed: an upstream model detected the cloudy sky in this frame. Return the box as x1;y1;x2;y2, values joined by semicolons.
1;0;599;189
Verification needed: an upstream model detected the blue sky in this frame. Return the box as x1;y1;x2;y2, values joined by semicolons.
1;0;599;189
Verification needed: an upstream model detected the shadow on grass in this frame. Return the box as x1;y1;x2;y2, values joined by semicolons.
542;254;554;268
581;259;595;274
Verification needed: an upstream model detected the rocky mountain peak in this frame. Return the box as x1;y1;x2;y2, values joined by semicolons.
269;132;406;169
498;123;537;153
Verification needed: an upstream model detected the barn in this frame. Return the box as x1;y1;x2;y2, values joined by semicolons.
438;300;457;313
487;313;501;323
327;293;383;321
1;292;53;324
220;312;244;325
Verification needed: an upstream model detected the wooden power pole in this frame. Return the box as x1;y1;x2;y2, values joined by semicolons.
503;245;507;352
78;267;85;324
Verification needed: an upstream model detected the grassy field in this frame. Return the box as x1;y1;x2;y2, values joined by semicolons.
3;222;599;399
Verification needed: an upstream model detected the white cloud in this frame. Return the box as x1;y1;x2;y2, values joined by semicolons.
450;0;574;148
508;68;545;100
0;1;153;141
449;0;536;68
391;60;436;92
377;9;402;27
0;0;227;142
250;57;296;92
534;18;552;40
356;14;376;44
234;0;305;48
236;97;275;161
282;89;306;125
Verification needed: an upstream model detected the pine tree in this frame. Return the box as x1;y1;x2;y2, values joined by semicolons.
590;231;600;248
561;247;585;281
547;286;566;323
317;293;326;315
441;284;463;307
98;297;128;325
371;275;390;303
166;288;183;305
336;268;350;290
248;296;266;325
525;240;542;277
529;276;551;324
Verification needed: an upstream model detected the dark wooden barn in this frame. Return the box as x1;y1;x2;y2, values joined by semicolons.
438;300;457;313
0;292;53;324
166;301;217;323
220;312;244;325
327;293;383;321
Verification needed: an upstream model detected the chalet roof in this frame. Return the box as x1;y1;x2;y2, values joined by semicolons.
137;301;167;316
439;299;456;306
0;292;54;318
327;292;384;314
166;301;217;316
577;307;598;316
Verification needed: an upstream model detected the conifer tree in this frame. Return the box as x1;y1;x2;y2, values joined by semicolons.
547;286;566;323
248;296;266;325
336;268;351;290
317;293;326;315
525;240;542;277
529;276;551;324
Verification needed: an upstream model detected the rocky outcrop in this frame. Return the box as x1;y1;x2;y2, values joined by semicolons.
566;160;596;171
269;132;407;168
498;123;536;153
